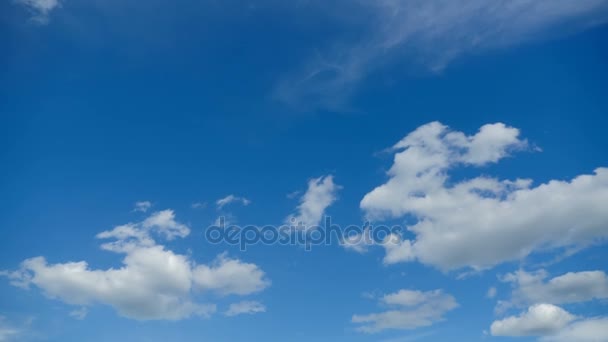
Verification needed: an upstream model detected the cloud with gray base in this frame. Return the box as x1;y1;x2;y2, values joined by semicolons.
490;304;608;341
2;210;270;321
360;121;608;271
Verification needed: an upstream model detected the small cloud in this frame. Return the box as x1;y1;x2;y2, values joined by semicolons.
487;287;497;299
285;175;340;230
224;301;266;317
353;289;458;333
216;195;251;210
69;307;88;320
191;202;207;210
133;201;152;213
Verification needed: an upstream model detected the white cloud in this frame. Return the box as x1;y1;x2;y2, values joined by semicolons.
277;0;608;108
352;289;457;333
285;175;340;230
361;122;608;270
502;269;608;307
490;304;576;337
133;201;152;213
14;0;61;24
224;301;266;317
2;210;270;321
216;195;251;210
541;317;608;342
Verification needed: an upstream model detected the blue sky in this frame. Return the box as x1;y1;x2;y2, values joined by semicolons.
1;1;608;341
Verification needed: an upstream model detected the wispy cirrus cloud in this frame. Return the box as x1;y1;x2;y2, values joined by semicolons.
276;0;608;109
216;195;251;210
14;0;61;24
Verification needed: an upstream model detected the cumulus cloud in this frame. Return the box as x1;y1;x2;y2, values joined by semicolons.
285;175;340;230
491;304;608;341
2;210;270;321
133;201;152;213
277;0;608;108
224;301;266;317
352;289;457;333
360;122;608;270
491;304;576;337
14;0;61;24
501;269;608;307
216;195;251;210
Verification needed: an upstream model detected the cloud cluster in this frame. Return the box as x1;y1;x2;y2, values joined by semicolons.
286;175;340;230
491;269;608;341
3;210;269;321
360;122;608;270
352;289;457;333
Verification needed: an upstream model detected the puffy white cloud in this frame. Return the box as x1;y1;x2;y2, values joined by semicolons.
224;301;266;317
502;269;608;307
216;195;251;210
361;122;608;270
2;210;270;321
541;317;608;342
286;175;340;230
353;289;457;333
95;209;189;253
491;304;576;337
277;0;608;108
133;201;152;213
14;0;61;24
